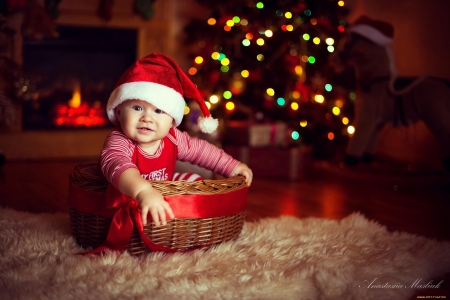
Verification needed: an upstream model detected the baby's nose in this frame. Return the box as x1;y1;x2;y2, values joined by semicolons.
141;111;154;122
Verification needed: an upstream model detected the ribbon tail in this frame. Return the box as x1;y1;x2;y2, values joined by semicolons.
82;205;134;255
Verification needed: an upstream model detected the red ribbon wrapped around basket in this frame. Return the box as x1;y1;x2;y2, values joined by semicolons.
68;182;248;254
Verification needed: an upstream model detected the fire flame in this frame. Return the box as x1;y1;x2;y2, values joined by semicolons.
68;81;81;108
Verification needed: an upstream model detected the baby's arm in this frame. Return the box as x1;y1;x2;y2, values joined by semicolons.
118;168;174;226
101;131;174;226
174;128;253;184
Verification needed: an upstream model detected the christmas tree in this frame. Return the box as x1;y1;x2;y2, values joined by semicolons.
183;0;355;159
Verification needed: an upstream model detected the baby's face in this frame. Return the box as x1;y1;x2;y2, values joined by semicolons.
115;99;173;152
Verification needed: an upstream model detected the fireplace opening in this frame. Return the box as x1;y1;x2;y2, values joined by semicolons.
22;25;137;130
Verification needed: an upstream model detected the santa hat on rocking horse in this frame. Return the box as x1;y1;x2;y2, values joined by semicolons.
349;15;394;46
349;16;397;77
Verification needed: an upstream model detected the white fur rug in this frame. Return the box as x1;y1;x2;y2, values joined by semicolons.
1;208;449;300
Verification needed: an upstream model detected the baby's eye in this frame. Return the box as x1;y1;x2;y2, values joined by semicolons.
154;108;164;114
132;106;143;111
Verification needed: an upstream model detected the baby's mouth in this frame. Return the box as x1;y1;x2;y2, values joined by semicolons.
138;127;152;131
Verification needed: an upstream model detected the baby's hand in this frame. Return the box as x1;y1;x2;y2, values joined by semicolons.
135;186;175;227
231;162;253;186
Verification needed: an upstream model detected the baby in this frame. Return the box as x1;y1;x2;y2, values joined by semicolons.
100;53;253;227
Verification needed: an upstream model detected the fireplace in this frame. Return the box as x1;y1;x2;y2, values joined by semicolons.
1;0;175;160
22;25;137;129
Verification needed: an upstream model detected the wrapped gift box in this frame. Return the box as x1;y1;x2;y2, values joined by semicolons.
224;145;313;181
224;121;287;147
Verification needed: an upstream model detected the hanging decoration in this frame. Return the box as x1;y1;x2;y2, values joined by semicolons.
98;0;114;21
135;0;156;20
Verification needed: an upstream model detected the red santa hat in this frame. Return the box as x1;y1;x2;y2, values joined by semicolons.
106;53;218;133
349;15;394;46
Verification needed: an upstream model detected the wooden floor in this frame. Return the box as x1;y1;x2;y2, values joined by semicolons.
1;158;448;240
1;158;449;298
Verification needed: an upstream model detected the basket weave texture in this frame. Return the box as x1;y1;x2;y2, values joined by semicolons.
68;163;247;255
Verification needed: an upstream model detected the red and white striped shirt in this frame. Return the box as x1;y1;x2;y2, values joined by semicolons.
100;128;240;188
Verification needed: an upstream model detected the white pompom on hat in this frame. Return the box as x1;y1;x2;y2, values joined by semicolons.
106;53;218;133
349;15;394;46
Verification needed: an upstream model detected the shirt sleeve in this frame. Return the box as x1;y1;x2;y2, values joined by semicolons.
100;130;138;188
174;128;240;177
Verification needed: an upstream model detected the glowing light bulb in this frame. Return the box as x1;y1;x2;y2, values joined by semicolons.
225;101;235;110
188;67;197;75
332;107;340;115
291;102;299;110
347;125;355;135
266;88;275;96
292;91;300;99
256;38;265;46
211;52;220;60
233;16;240;23
223;91;232;99
295;65;303;76
313;37;320;44
291;131;300;140
226;20;234;27
277;98;285;106
194;56;203;64
326;38;334;45
342;117;349;125
303;33;310;41
265;30;273;37
241;70;249;78
245;33;253;40
205;102;211;110
328;132;335;140
184;106;190;115
327;46;335;53
308;56;315;64
314;94;324;103
242;39;251;46
310;18;317;25
210;95;219;104
325;84;332;92
221;58;230;66
285;12;292;19
286;25;293;31
240;19;248;26
300;120;307;127
256;2;264;9
207;18;216;25
257;54;265;61
338;1;345;7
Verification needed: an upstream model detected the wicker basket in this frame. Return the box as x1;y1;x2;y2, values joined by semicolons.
68;163;248;255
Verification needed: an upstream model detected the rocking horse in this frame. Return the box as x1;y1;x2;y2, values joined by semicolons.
330;16;450;171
